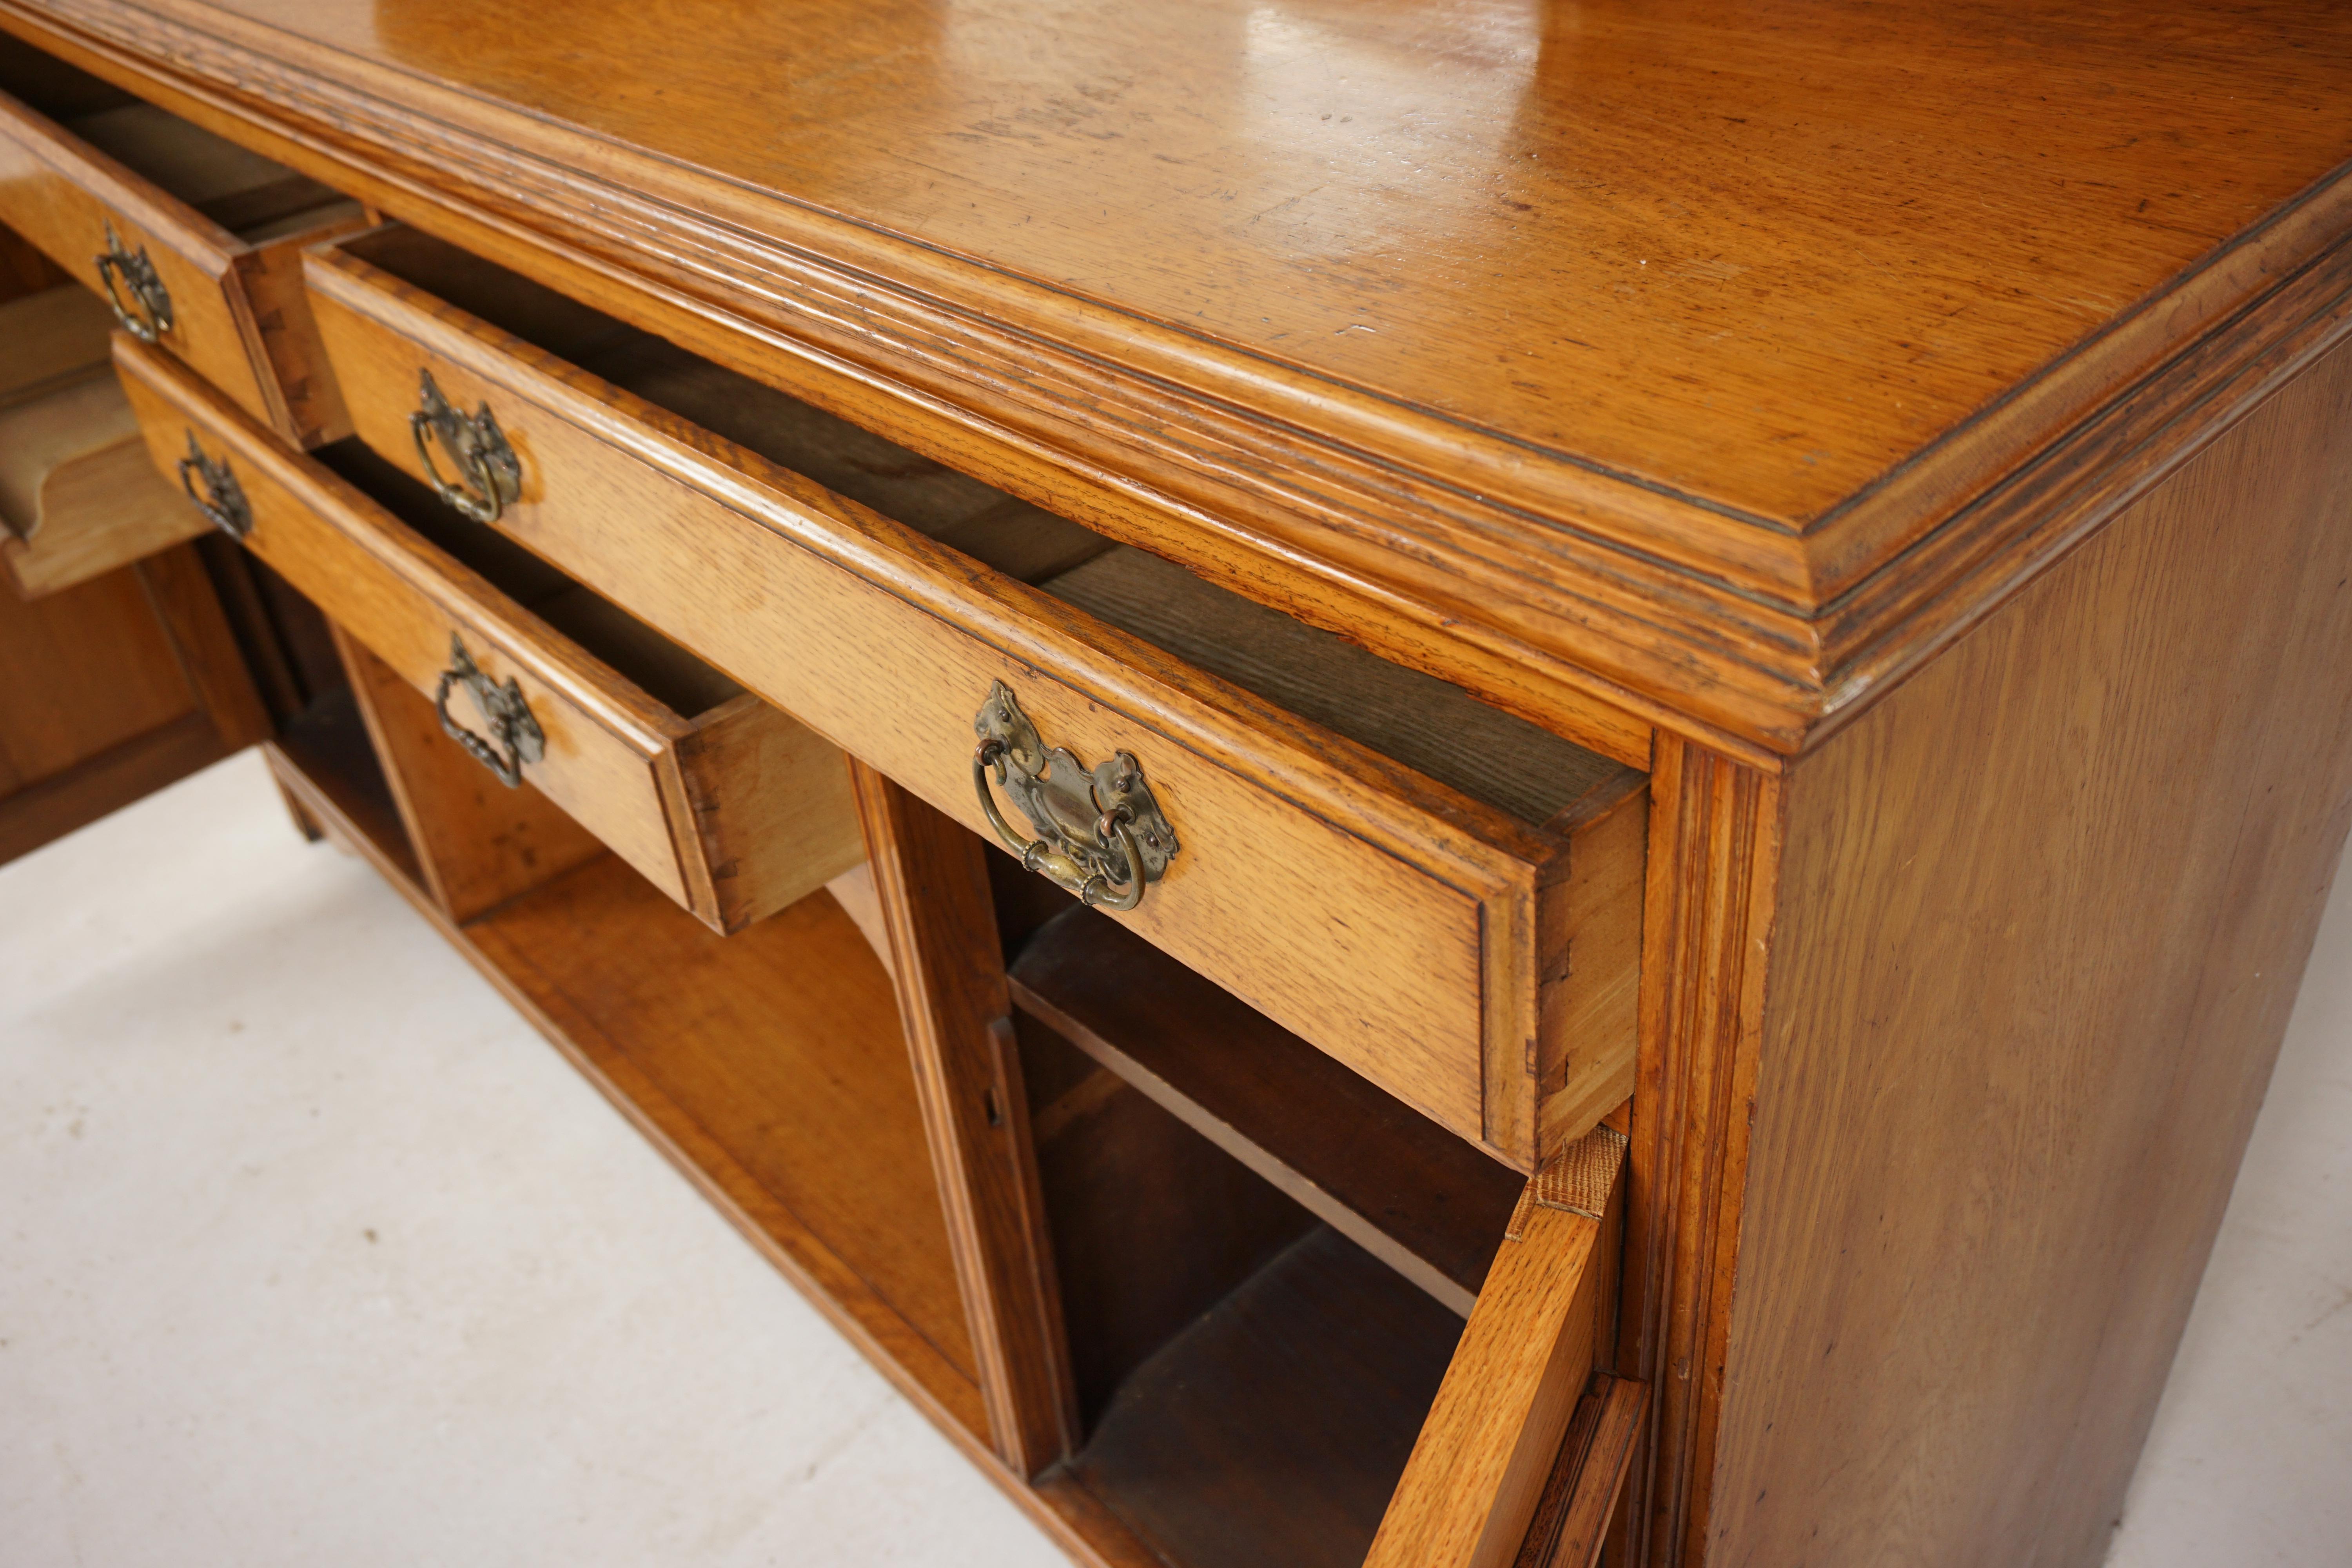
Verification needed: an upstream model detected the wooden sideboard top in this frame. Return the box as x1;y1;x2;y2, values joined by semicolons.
7;0;2350;755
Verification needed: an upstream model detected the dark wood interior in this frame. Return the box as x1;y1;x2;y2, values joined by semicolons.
1011;903;1523;1316
1014;1000;1468;1568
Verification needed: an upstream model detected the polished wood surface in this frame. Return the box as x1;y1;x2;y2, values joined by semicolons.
1619;738;1782;1568
851;761;1078;1478
2;11;2346;1568
299;223;1646;1169
0;34;362;442
0;534;266;861
117;333;865;931
0;370;206;596
1711;340;2352;1564
0;284;205;595
7;0;2350;751
1369;1133;1626;1568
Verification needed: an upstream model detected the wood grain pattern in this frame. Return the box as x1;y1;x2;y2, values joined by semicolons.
1367;1131;1627;1568
5;2;2349;752
1515;1376;1648;1568
851;761;1078;1477
1708;338;2352;1565
0;534;261;860
1009;903;1523;1317
115;332;861;931
0;361;206;595
302;234;1649;1167
130;531;267;750
1614;737;1783;1568
266;704;1147;1568
335;623;602;922
0;276;109;400
0;38;362;443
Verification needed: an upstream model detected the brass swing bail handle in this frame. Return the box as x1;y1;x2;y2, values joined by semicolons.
970;680;1178;912
411;368;522;524
95;220;172;343
434;633;545;788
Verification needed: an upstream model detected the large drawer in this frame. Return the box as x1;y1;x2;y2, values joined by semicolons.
302;227;1648;1171
114;332;864;935
0;38;361;446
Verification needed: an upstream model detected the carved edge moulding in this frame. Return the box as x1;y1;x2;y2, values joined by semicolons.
10;0;2350;766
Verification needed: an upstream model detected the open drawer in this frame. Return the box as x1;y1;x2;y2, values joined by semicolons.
113;332;863;934
0;37;362;446
0;279;205;596
298;223;1647;1170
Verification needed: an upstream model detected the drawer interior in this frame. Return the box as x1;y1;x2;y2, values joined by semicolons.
0;38;360;243
331;226;1628;835
312;439;745;723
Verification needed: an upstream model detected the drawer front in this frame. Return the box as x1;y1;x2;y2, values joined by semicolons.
305;245;1646;1169
0;92;353;446
114;334;855;932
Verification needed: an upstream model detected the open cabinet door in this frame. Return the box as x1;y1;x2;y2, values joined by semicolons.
1367;1125;1647;1568
0;225;273;864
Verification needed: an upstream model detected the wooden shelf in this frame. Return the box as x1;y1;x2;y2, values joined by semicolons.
467;855;980;1422
1063;1225;1463;1568
1009;905;1523;1316
267;702;988;1445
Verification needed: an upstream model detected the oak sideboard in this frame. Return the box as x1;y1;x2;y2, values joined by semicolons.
2;5;2347;1566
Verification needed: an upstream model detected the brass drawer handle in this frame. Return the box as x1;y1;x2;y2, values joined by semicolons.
95;220;173;342
434;633;544;788
411;368;521;524
971;680;1177;911
175;432;251;539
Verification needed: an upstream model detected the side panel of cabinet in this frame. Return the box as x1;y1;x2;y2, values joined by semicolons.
1705;336;2352;1562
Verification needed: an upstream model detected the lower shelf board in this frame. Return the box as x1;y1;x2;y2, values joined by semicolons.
1060;1225;1466;1568
468;855;982;1408
265;702;987;1445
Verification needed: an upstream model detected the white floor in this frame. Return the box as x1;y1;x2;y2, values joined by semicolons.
0;752;2345;1567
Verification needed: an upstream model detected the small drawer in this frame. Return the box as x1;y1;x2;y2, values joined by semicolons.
0;283;205;597
303;227;1648;1171
0;38;364;446
113;332;864;935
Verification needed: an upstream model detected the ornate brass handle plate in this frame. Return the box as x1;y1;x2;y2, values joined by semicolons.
972;680;1177;911
411;368;521;524
435;633;544;788
95;220;173;342
176;431;251;539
